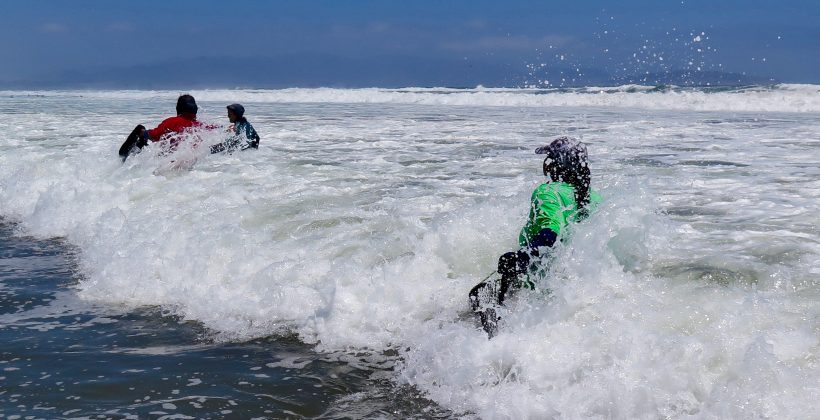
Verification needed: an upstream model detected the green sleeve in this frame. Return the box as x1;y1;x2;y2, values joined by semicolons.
518;183;600;247
518;184;567;246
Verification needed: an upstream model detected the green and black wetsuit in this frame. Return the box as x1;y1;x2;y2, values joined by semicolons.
210;118;260;154
519;181;601;248
499;181;600;296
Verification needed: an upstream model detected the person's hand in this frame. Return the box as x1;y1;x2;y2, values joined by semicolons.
135;125;148;147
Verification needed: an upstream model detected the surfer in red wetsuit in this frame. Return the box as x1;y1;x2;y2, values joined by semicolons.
120;94;219;161
140;94;205;148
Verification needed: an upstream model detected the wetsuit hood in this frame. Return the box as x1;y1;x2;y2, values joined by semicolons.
227;103;245;118
176;94;198;115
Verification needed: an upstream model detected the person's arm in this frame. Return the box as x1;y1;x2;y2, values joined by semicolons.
519;185;562;248
145;118;173;142
136;126;148;148
531;188;563;235
245;122;260;148
528;228;558;249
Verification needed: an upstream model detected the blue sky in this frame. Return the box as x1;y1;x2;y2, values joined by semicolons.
1;0;818;87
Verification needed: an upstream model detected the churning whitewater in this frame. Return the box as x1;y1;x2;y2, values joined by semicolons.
0;87;818;418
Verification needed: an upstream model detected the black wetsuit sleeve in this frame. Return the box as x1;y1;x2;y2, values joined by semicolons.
528;228;558;249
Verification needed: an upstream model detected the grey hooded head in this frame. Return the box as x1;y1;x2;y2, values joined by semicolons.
227;103;245;118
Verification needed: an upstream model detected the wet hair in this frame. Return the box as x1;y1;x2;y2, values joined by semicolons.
538;136;591;213
176;94;198;115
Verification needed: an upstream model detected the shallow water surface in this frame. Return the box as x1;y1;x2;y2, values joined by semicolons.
0;221;451;419
0;87;818;418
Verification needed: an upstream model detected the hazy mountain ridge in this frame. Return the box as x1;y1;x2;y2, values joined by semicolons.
1;55;772;89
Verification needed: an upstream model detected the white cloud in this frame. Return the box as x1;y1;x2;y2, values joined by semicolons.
106;22;135;32
463;19;488;30
39;23;68;33
367;22;391;33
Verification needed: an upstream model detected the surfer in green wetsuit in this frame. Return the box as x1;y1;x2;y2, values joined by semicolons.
470;136;600;336
210;103;261;153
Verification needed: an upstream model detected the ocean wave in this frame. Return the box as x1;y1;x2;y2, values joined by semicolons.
2;84;819;113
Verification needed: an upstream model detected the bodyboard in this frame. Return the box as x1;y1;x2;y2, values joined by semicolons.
469;273;503;338
118;124;147;162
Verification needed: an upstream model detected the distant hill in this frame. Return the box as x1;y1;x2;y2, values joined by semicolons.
0;55;774;89
611;70;774;86
0;55;521;89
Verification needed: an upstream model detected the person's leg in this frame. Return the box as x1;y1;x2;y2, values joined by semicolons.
497;250;530;305
470;249;533;337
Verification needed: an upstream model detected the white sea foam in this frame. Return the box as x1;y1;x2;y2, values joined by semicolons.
2;84;820;113
0;89;818;418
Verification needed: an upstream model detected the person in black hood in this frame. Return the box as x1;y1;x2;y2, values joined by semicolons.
210;103;261;153
469;137;602;338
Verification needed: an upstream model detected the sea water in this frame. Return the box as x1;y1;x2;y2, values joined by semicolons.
0;87;817;418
